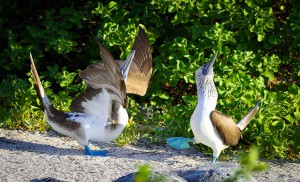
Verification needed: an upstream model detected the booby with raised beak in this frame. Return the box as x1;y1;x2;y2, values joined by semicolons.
167;51;261;163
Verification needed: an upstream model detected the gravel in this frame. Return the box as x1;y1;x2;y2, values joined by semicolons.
0;128;299;181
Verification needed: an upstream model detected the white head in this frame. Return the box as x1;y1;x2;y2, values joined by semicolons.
195;51;218;98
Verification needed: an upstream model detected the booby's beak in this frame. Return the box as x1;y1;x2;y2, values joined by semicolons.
120;50;135;83
203;51;218;75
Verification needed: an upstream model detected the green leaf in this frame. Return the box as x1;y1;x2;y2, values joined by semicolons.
285;114;294;124
176;60;186;70
257;33;265;42
172;12;189;25
288;84;299;95
182;95;197;106
159;93;170;99
262;70;274;80
55;67;76;88
270;121;285;131
268;34;282;45
46;64;59;79
108;1;117;9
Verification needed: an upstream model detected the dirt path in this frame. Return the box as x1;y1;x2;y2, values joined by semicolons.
0;128;299;181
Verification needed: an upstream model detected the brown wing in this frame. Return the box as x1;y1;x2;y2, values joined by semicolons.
71;40;127;110
88;60;122;70
86;27;152;96
210;110;242;146
125;27;152;96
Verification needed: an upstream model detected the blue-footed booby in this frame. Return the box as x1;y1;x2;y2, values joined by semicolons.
167;51;261;163
30;28;152;156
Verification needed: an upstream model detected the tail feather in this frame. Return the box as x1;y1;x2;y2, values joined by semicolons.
30;53;51;112
237;99;262;131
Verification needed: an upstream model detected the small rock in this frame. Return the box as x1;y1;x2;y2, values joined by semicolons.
179;169;256;182
114;172;187;182
30;177;68;182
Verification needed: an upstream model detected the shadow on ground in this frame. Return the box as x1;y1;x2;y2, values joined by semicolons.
0;136;202;162
0;137;83;156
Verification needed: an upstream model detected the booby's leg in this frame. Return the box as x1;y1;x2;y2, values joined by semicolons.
84;146;108;156
166;137;194;149
211;156;217;164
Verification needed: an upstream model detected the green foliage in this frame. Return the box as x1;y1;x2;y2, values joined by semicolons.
134;165;152;182
134;165;165;182
0;0;299;160
0;75;47;131
226;146;268;182
114;115;140;146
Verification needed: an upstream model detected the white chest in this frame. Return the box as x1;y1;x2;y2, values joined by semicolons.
190;96;223;148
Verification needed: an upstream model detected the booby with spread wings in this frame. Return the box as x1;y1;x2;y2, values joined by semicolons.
30;28;152;156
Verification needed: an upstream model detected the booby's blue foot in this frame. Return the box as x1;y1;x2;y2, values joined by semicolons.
211;156;217;164
84;146;108;156
166;137;194;149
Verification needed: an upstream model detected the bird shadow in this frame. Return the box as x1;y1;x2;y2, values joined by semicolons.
110;138;204;162
0;137;84;156
0;136;201;162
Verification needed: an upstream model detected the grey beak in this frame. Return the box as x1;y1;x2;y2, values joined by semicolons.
203;51;218;75
120;50;135;82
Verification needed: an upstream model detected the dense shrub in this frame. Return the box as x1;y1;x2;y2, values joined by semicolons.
0;0;299;160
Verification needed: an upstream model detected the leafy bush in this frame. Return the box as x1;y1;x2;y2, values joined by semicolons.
226;146;268;181
0;0;299;160
133;164;165;182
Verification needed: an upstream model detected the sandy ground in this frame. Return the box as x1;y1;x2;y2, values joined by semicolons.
0;128;299;182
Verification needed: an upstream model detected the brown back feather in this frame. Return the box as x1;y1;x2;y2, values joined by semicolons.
70;87;102;113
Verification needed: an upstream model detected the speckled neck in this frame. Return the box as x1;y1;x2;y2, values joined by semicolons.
196;76;218;99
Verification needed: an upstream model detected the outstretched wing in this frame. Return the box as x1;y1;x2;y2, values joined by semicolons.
125;27;152;96
210;110;242;146
87;27;152;96
70;40;127;113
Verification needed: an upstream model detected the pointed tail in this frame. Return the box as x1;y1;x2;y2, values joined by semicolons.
237;99;262;131
30;53;51;113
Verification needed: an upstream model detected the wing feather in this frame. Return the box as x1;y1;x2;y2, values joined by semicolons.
71;40;127;112
85;27;152;96
126;27;152;96
210;110;242;146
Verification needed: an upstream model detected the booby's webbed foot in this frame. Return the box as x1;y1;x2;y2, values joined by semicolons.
84;146;108;156
211;156;217;164
166;137;194;149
